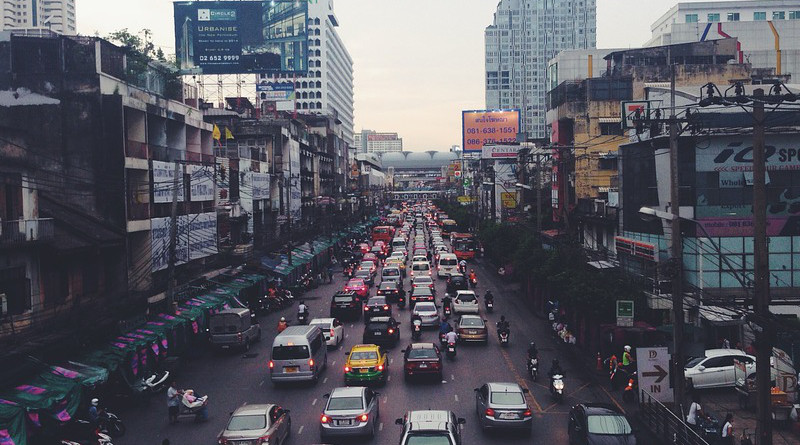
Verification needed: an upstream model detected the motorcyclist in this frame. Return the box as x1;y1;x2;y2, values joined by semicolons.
439;318;453;341
527;342;539;360
484;290;494;305
411;312;422;325
88;398;100;426
496;315;510;334
548;358;565;378
297;300;309;317
444;330;459;345
442;293;453;313
622;345;635;372
459;259;467;273
277;317;288;332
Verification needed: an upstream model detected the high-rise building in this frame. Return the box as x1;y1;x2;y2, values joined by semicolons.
485;0;596;140
1;0;76;35
354;129;403;154
646;0;800;78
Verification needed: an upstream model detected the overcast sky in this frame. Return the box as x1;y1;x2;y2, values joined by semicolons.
77;0;713;151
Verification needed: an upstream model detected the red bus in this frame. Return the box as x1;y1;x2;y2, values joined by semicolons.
451;233;477;260
371;226;394;243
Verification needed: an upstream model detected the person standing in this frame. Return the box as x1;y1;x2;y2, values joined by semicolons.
167;381;181;424
721;413;734;445
686;395;706;432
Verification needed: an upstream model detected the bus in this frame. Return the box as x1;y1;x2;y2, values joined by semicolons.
371;225;395;243
440;219;458;236
451;233;477;260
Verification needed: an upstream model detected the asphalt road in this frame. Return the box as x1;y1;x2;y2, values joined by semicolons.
116;227;642;445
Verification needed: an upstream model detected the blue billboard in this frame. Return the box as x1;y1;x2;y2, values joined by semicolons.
174;1;308;75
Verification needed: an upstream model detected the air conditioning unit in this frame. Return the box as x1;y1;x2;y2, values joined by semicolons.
593;200;607;217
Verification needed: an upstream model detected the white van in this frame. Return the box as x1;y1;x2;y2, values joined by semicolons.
381;266;402;283
437;253;459;278
410;261;431;277
269;325;327;384
391;237;407;251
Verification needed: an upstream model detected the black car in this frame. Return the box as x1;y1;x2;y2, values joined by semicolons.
446;274;468;294
362;316;400;347
364;296;392;321
409;287;435;308
568;403;636;445
402;343;443;381
377;281;405;304
330;291;361;321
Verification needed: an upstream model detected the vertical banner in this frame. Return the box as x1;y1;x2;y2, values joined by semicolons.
151;217;170;272
288;142;302;221
250;172;271;200
189;212;219;260
189;165;215;201
152;161;185;203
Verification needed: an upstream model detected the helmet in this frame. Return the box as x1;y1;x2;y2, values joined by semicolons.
500;315;506;322
91;398;99;406
552;358;559;366
280;317;286;322
529;341;537;350
471;269;475;273
624;345;631;352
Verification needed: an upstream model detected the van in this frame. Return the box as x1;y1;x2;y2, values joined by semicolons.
269;325;328;384
391;237;407;251
381;266;402;283
410;261;431;277
208;308;262;351
437;253;459;278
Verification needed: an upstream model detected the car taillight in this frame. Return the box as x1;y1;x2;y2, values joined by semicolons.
431;361;441;368
218;438;228;445
523;409;532;417
377;364;384;371
388;328;394;334
237;333;243;342
359;413;369;422
330;329;335;337
438;265;441;270
258;435;270;444
485;408;495;417
268;360;274;369
344;366;351;372
364;306;370;311
383;305;390;310
321;415;330;423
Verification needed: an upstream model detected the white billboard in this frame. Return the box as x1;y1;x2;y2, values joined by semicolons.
189;165;215;202
636;347;672;403
249;172;271;200
188;212;218;260
152;160;185;203
482;144;522;159
152;213;217;271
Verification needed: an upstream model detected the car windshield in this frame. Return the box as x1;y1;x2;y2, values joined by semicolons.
226;414;267;431
490;391;524;405
587;415;632;435
685;357;705;368
310;321;331;328
384;268;400;276
368;297;387;305
350;351;378;361
460;318;484;327
272;345;310;360
416;303;436;312
334;296;354;302
408;348;437;359
347;280;364;287
367;321;390;329
405;434;453;445
355;270;370;277
328;396;364;410
360;261;375;268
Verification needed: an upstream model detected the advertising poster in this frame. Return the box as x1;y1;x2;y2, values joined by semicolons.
174;1;308;75
462;109;520;153
256;81;295;101
493;160;518;218
190;165;215;202
151;217;188;272
250;172;271;200
152;161;185;204
288;141;302;221
188;212;219;260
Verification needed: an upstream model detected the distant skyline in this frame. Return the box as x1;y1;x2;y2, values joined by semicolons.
77;0;718;151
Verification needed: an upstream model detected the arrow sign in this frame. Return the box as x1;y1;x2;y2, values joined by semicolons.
643;365;667;383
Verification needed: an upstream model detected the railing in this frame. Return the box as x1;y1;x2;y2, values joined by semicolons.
639;389;709;445
0;219;55;247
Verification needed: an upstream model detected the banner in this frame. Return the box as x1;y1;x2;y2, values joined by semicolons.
249;172;271;200
256;81;295;101
188;213;218;260
152;161;185;203
189;165;215;202
288;142;302;221
462;109;520;153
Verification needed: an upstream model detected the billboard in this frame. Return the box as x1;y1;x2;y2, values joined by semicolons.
462;109;520;153
174;1;308;75
482;144;521;159
152;161;185;203
256;81;295;101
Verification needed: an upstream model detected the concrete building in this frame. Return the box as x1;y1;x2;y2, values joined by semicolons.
485;0;597;140
646;0;800;78
0;0;75;35
354;130;403;154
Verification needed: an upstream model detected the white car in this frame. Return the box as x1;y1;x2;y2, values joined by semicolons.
684;349;755;389
412;302;439;327
310;318;345;347
452;290;479;314
412;275;435;292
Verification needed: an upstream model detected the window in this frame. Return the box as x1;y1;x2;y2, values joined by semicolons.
754;11;766;20
727;12;740;21
708;13;720;22
685;14;698;23
773;11;785;20
790;11;800;19
599;123;623;136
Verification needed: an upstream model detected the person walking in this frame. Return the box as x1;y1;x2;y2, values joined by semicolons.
327;265;334;283
167;381;182;424
720;413;734;445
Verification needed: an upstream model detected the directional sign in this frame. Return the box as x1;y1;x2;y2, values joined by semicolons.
463;178;472;187
616;300;634;327
636;347;672;403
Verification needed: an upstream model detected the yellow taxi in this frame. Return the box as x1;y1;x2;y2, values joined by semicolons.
385;257;407;275
344;344;388;385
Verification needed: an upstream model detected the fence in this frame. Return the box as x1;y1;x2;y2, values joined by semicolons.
639;389;710;445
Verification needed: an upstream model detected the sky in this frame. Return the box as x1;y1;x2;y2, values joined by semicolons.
77;0;714;151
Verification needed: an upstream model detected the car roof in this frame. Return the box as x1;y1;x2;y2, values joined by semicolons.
456;290;476;296
579;403;625;416
413;276;432;281
408;342;436;349
310;318;334;325
460;314;482;320
368;296;387;302
350;344;380;352
704;348;748;357
379;282;397;288
335;291;356;297
486;382;522;393
330;386;365;398
414;302;436;309
347;278;365;284
368;316;393;323
412;288;433;295
232;404;273;416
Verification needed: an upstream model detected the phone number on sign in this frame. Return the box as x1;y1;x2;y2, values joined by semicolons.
466;137;517;146
198;55;240;62
465;127;517;135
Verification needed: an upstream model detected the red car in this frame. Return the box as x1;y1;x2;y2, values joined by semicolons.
358;243;371;254
344;278;369;298
363;253;379;264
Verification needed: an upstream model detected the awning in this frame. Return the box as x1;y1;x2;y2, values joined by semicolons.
698;305;745;326
587;260;618;269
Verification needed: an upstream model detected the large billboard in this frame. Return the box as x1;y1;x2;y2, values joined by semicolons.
174;1;308;75
462;109;520;153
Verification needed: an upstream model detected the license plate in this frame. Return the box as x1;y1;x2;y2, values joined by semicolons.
499;412;519;420
372;308;381;312
359;368;369;374
337;419;352;426
469;330;478;335
284;366;299;373
373;331;383;335
419;363;428;368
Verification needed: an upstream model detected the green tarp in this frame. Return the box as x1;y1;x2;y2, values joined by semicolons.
51;362;109;389
0;400;26;445
1;372;82;424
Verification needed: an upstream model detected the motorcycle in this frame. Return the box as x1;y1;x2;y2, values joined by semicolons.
446;341;457;359
469;277;477;289
133;369;170;396
498;330;509;346
178;390;209;422
443;305;452;318
550;374;565;402
297;310;309;325
439;332;448;346
398;295;406;309
623;371;638;403
98;410;126;437
412;320;422;341
528;357;538;381
61;421;114;445
485;299;494;313
698;415;720;443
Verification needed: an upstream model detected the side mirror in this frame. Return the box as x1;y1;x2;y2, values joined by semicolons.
344;351;350;356
395;418;404;426
473;388;479;392
323;393;330;399
697;365;706;371
373;391;380;396
457;417;467;425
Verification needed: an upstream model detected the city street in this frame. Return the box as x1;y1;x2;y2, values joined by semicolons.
116;236;643;445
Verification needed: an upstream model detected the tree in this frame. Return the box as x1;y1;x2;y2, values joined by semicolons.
106;29;181;99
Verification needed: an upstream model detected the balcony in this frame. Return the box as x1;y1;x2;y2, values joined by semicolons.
0;219;55;247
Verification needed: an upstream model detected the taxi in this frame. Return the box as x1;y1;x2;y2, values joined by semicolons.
344;344;388;385
385;257;407;275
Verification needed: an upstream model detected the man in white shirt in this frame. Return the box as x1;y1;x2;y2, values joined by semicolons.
686;395;705;431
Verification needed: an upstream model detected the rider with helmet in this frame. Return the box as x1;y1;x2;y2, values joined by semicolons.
496;315;510;334
88;398;100;426
548;358;565;378
527;341;539;360
277;317;288;332
622;345;634;372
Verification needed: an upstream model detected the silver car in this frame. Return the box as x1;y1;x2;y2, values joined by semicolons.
474;382;532;432
412;302;439;328
217;404;291;445
320;386;380;439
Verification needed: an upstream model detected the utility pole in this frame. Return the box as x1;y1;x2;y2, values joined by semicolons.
535;153;543;233
490;166;497;223
752;88;773;445
166;161;181;314
669;63;686;410
286;174;293;266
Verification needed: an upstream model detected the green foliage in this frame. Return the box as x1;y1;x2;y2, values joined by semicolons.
106;29;181;100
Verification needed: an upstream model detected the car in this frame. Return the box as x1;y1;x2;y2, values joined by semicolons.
412;275;436;294
359;260;377;275
409;286;435;307
395;410;465;445
402;342;443;381
456;315;488;344
684;349;756;389
410;261;432;277
434;245;449;261
369;245;385;259
344;278;369;299
446;274;469;294
344;344;389;385
330;291;362;320
320;386;381;440
474;382;532;433
385;258;407;276
363;296;393;321
411;302;439;328
354;268;375;286
310;318;345;348
218;404;292;445
568;403;636;445
381;266;402;283
413;248;429;259
363;316;401;347
452;290;479;314
388;251;406;262
411;255;428;265
376;280;405;304
358;243;370;254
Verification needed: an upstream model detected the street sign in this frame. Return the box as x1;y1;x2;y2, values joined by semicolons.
636;347;672;403
616;300;634;327
454;170;462;178
463;178;472;187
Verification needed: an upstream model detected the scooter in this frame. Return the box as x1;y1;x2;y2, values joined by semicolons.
398;295;406;309
528;357;538;381
135;370;170;396
550;374;565;403
98;410;126;437
446;341;457;360
469;277;478;289
485;299;494;313
443;305;452;318
61;422;114;445
498;330;510;347
297;310;309;325
412;320;422;341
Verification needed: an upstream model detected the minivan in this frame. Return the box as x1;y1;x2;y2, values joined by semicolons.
391;237;407;251
437;253;459;278
381;266;402;283
410;261;431;277
269;325;327;384
208;308;262;351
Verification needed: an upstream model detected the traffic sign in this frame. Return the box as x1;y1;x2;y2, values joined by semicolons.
454;170;462;178
463;178;472;187
616;300;634;327
636;347;672;402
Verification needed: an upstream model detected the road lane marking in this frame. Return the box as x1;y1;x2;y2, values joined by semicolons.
312;398;318;406
599;383;626;414
567;382;591;397
454;394;459;402
388;376;392;382
379;422;384;431
332;360;336;366
345;334;349;338
259;379;265;387
323;377;328;383
390;358;394;364
383;396;388;403
298;426;304;435
493;328;543;413
451;374;455;381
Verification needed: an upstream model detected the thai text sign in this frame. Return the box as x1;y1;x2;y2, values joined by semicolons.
462;109;520;153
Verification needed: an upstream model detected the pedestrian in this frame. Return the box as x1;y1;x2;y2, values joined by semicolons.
167;381;181;424
327;265;334;283
686;394;705;432
721;413;734;444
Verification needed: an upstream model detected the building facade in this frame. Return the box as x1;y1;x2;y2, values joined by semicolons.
0;0;75;34
354;130;403;154
485;0;597;140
